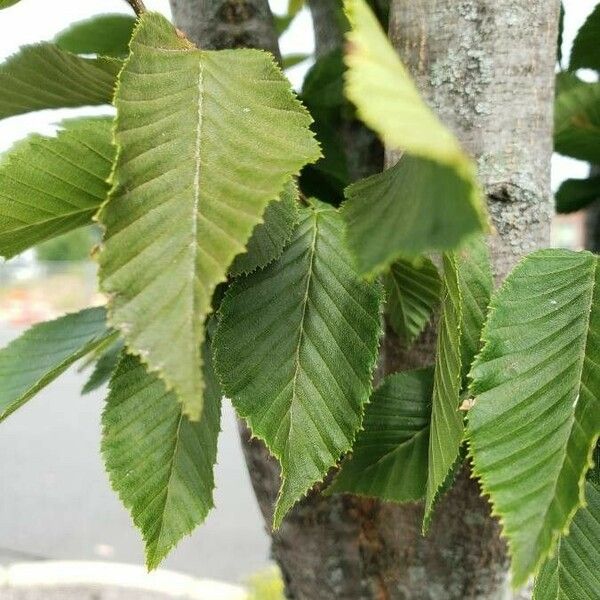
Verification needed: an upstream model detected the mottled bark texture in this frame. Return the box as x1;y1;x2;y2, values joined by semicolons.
171;0;559;598
169;0;280;56
308;0;344;58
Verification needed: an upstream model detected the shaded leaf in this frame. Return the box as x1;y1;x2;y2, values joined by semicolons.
214;201;382;527
554;79;600;164
0;118;114;259
283;53;310;69
98;13;320;420
555;175;600;214
424;237;492;529
384;257;441;346
343;156;483;276
229;181;299;277
82;338;124;395
0;307;113;421
341;0;485;275
55;14;137;58
102;345;221;569
569;3;600;72
533;481;600;600
0;44;120;120
328;368;433;502
468;249;600;586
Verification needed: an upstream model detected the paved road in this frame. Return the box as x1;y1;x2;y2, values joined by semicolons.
0;326;271;584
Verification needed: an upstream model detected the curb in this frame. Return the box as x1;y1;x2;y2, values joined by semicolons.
0;561;247;599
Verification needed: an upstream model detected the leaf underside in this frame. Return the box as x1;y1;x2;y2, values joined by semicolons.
214;201;382;527
468;249;600;587
0;118;114;258
98;12;320;420
102;345;222;570
0;43;119;120
0;307;112;421
328;368;433;502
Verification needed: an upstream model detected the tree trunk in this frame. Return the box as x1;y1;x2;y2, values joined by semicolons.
170;1;559;597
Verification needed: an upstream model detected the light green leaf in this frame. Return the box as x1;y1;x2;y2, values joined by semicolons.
424;237;492;529
0;118;114;259
82;338;124;395
0;44;120;120
340;0;485;275
328;368;433;502
556;175;600;214
569;3;600;72
214;201;382;527
282;53;310;70
533;481;600;600
98;13;320;421
0;0;21;9
102;344;221;569
384;257;441;346
229;181;299;277
468;249;600;587
0;307;113;421
55;14;137;58
554;79;600;164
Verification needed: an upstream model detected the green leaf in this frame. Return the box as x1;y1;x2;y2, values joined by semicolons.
55;14;136;58
98;13;320;421
424;237;492;529
282;53;310;70
569;3;600;72
556;175;600;214
383;257;441;346
343;156;484;276
0;44;120;120
0;0;21;9
467;249;600;587
82;338;125;395
328;368;433;502
302;49;345;111
341;0;485;275
554;79;600;164
0;307;113;421
214;200;382;527
229;181;299;277
533;481;600;600
0;118;114;259
102;344;221;569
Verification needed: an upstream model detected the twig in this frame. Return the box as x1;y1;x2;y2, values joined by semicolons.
125;0;147;16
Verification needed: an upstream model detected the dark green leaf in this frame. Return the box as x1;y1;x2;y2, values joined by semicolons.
55;14;136;58
556;175;600;214
229;181;299;277
328;368;433;502
384;257;441;346
214;200;382;527
342;156;483;276
569;3;600;72
82;338;124;395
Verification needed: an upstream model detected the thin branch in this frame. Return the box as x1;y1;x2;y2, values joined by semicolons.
125;0;147;16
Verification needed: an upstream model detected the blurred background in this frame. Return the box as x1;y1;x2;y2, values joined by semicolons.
0;0;597;594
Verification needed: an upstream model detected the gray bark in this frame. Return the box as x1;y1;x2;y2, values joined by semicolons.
170;0;559;598
169;0;279;56
307;0;344;58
